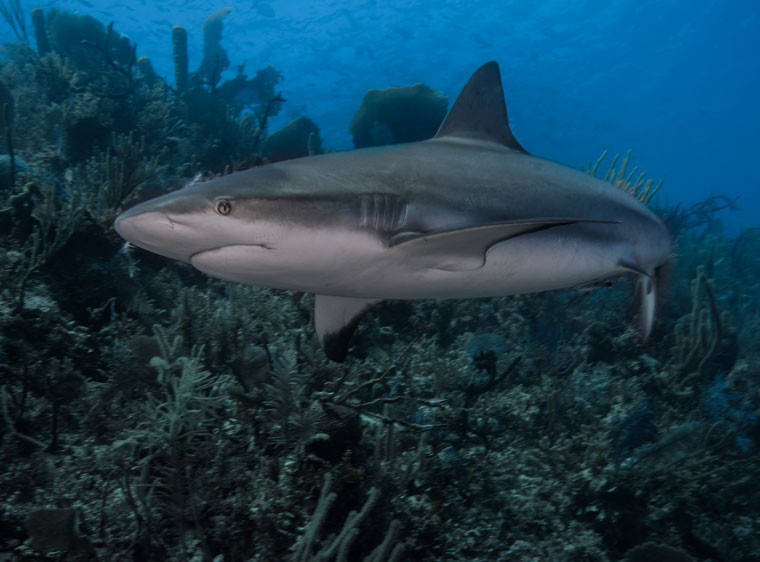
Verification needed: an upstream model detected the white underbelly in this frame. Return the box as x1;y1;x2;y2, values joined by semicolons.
190;228;628;299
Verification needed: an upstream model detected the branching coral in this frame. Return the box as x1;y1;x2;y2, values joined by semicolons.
0;78;16;187
664;195;739;237
263;348;319;448
76;131;160;224
673;265;737;382
586;149;662;205
114;326;227;553
0;0;26;41
1;178;86;310
291;473;404;562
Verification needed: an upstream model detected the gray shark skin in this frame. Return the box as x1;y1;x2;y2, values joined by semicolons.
115;61;671;362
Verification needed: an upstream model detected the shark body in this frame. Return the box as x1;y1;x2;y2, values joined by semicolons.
115;62;671;361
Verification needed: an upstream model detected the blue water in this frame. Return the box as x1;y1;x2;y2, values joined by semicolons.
2;3;759;558
2;0;759;226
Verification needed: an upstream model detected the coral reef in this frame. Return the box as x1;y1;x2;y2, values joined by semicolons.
45;9;134;74
263;116;323;162
349;83;448;148
0;7;759;562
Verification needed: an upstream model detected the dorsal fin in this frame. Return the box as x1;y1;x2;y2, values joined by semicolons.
435;61;526;153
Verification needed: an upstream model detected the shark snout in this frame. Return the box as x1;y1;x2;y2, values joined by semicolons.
115;198;215;263
115;209;187;262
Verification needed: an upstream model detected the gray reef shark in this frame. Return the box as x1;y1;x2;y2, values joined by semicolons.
115;61;671;362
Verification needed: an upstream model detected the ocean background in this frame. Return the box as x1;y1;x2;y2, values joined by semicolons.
5;0;756;227
1;1;760;560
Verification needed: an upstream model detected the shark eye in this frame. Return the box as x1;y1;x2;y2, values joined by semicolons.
216;199;232;215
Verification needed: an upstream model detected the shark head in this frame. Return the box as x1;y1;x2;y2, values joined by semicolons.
114;171;289;265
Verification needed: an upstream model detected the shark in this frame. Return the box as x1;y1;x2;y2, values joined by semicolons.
114;61;671;362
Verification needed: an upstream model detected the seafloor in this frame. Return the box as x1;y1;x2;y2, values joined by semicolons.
1;8;759;562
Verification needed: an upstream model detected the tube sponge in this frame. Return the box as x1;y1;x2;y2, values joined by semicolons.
137;56;159;85
198;7;231;86
31;8;51;56
172;26;188;92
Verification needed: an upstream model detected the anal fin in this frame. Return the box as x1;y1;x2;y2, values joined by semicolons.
314;295;381;362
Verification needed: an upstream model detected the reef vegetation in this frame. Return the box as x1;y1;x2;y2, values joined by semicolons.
1;5;759;562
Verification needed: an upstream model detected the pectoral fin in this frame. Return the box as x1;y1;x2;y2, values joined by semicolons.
314;295;381;362
391;218;614;272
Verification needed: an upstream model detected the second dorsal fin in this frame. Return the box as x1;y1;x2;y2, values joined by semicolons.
435;61;526;153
